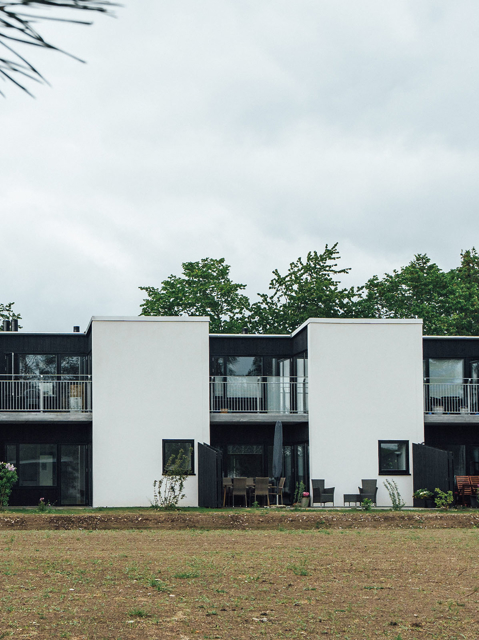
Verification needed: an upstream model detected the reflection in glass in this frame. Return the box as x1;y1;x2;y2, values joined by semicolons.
379;442;408;472
226;444;263;478
6;444;16;466
61;445;86;505
19;444;57;486
19;355;57;377
429;359;464;399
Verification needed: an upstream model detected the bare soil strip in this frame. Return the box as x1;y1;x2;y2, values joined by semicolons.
1;510;479;531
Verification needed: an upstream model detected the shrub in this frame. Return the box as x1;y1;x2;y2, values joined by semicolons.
434;488;454;510
361;498;372;511
0;462;18;510
152;447;191;510
383;479;405;511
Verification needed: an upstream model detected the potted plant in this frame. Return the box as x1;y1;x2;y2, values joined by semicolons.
292;481;306;508
413;488;434;508
301;491;310;508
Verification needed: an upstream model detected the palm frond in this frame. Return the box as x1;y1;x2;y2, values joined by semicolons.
0;0;118;95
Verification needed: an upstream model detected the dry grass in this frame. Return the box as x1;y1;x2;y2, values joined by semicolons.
0;528;478;639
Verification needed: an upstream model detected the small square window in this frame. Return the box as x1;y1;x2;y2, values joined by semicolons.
378;441;409;475
162;440;194;475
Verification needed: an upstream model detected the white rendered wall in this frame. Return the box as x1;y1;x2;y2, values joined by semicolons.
91;317;210;507
306;319;424;507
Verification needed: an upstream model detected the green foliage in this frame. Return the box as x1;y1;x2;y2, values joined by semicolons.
355;249;479;335
0;303;21;329
434;488;454;510
413;489;433;500
360;498;372;511
293;481;306;505
152;448;192;510
139;247;479;336
140;258;250;333
0;462;18;509
250;244;355;334
383;479;405;511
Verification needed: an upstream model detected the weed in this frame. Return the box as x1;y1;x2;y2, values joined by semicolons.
127;608;149;617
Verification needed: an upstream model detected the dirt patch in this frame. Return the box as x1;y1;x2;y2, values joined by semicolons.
1;509;479;530
0;528;478;639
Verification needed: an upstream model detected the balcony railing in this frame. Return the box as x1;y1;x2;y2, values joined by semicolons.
0;375;92;412
210;376;308;414
424;380;479;415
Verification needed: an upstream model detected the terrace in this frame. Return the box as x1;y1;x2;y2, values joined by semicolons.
424;379;479;422
0;375;92;419
210;376;308;422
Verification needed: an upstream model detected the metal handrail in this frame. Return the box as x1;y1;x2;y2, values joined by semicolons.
210;376;308;414
424;381;479;415
0;377;92;412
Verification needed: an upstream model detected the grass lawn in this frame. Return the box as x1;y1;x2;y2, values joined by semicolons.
0;528;478;639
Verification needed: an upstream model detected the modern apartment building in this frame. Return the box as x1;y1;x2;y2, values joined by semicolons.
1;315;475;508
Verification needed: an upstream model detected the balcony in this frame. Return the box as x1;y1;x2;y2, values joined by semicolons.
210;376;308;421
424;380;479;422
0;375;92;417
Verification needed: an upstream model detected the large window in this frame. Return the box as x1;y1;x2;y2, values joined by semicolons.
6;443;90;505
162;440;194;475
379;441;409;475
19;444;57;486
19;355;57;377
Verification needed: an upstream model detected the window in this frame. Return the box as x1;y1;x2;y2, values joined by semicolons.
378;441;409;475
162;440;194;475
19;354;57;377
18;444;57;486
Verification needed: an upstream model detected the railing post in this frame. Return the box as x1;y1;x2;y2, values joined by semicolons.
39;375;44;413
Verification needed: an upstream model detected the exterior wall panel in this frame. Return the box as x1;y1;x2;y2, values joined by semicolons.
307;319;424;507
91;317;210;507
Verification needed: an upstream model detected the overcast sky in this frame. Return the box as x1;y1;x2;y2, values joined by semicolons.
2;1;479;332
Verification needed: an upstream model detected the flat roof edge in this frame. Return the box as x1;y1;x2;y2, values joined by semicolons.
292;317;423;335
87;316;210;333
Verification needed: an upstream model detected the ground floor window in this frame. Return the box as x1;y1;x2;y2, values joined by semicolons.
379;441;409;474
162;440;194;475
5;443;89;505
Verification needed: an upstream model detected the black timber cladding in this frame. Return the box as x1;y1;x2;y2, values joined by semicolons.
209;326;307;357
0;332;90;376
423;337;479;359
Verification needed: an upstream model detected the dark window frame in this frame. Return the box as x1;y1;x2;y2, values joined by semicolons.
378;440;410;475
162;439;195;475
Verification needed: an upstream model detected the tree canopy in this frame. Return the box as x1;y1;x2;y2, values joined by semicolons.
0;0;115;95
140;258;251;334
140;247;479;336
249;244;355;334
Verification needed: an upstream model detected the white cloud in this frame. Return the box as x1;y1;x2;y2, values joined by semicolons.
1;0;478;330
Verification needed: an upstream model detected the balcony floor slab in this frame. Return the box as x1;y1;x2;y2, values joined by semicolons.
424;414;479;424
210;412;308;423
0;412;92;422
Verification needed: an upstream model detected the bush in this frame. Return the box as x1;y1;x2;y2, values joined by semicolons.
0;462;18;510
434;488;454;510
152;448;191;510
383;479;405;511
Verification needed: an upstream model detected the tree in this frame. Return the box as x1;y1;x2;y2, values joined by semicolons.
139;258;251;334
353;254;454;335
0;0;115;96
249;244;355;334
447;248;479;336
0;302;21;329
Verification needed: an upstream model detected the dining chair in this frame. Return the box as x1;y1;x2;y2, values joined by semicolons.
232;477;247;507
254;477;270;507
